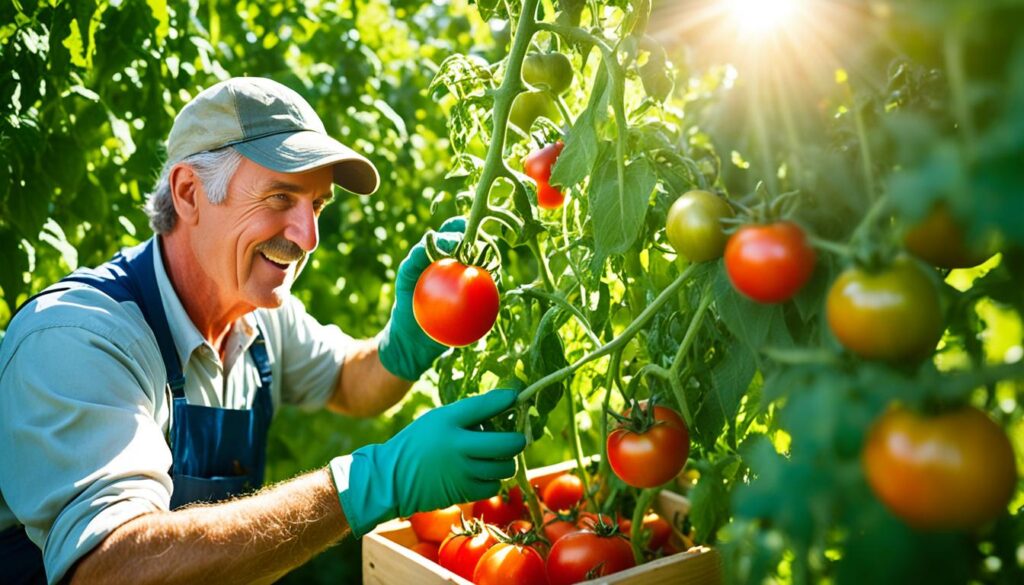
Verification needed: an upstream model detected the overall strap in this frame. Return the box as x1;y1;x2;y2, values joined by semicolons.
19;239;186;396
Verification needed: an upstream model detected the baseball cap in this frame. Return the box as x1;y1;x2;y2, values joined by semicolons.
165;77;379;195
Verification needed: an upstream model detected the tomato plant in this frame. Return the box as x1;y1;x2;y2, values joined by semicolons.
540;473;583;512
474;542;549;585
472;486;527;528
607;404;690;489
413;258;500;347
437;520;499;580
665;190;734;262
862;406;1018;530
546;529;636;585
524;142;567;210
826;257;943;361
724;222;817;304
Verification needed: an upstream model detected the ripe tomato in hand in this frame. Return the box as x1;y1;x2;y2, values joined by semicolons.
472;486;527;528
474;542;549;585
524;142;566;210
608;405;689;488
826;257;943;361
618;512;671;551
438;523;499;580
541;474;584;512
666;190;734;262
863;406;1017;530
725;221;816;303
904;203;992;269
413;258;500;347
409;505;463;543
410;541;439;563
546;530;636;585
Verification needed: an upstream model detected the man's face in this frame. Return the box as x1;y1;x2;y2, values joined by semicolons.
192;157;334;309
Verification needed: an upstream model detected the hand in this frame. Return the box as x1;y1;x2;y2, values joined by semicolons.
377;217;465;380
333;389;526;537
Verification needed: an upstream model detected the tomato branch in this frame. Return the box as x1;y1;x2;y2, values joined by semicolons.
514;402;546;529
667;289;713;429
511;286;602;346
461;0;540;249
516;264;698;404
565;385;597;511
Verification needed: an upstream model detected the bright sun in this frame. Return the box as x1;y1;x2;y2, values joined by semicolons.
727;0;803;35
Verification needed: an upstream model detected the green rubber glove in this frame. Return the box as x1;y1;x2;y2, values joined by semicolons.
332;389;526;537
378;217;466;381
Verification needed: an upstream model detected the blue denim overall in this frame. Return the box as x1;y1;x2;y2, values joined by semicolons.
0;238;274;583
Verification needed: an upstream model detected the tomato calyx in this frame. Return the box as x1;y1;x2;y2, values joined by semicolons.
450;515;486;538
606;396;663;436
486;522;544;549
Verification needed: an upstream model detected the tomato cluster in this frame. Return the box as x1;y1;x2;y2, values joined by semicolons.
405;469;688;584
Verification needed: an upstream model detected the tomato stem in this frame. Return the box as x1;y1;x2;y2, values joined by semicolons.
805;233;854;259
565;385;597;511
630;487;659;564
515;264;697;404
527;237;556;292
514;402;546;530
668;288;712;429
462;0;540;251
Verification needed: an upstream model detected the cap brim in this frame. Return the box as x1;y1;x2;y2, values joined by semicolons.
233;130;380;195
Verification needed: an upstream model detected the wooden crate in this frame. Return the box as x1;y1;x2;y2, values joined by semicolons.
363;459;721;585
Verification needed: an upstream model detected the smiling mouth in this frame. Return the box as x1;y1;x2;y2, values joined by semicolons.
259;251;293;271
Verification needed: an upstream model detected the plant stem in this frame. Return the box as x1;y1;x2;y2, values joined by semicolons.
806;233;854;259
462;0;540;248
517;286;601;346
565;386;597;510
630;487;659;564
527;237;556;292
515;403;545;529
516;264;696;404
667;288;712;428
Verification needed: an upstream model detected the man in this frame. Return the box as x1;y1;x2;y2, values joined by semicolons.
0;77;525;584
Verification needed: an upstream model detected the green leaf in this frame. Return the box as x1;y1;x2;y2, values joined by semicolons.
590;156;657;262
550;69;609;188
712;266;792;353
0;229;29;314
688;458;733;543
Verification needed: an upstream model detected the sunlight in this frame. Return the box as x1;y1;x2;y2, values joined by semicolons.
727;0;803;35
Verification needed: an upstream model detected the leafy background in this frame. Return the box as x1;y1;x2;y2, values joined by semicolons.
3;0;1024;584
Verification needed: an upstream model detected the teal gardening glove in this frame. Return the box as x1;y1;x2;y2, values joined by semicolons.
377;217;466;381
332;389;526;536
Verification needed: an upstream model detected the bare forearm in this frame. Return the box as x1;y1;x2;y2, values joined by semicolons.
329;337;412;417
70;468;347;585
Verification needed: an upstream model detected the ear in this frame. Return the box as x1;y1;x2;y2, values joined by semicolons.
168;163;203;226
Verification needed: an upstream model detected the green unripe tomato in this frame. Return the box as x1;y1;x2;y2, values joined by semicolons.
509;91;560;132
665;190;734;262
522;52;574;95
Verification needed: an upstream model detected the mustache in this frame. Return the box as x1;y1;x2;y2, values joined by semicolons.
255;238;306;263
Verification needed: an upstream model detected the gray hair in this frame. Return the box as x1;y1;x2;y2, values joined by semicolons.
144;147;244;234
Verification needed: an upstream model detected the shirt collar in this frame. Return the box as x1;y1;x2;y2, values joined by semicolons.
152;236;208;368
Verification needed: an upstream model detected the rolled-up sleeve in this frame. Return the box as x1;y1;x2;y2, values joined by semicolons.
0;325;173;584
274;295;355;410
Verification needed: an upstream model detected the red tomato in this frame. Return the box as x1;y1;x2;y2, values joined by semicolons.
618;513;671;551
607;405;690;488
410;541;439;563
546;530;636;585
524;142;566;210
474;542;549;585
508;519;533;534
413;258;500;347
473;486;527;528
541;474;584;512
438;524;499;581
862;406;1017;530
542;512;582;545
724;221;816;303
409;505;463;543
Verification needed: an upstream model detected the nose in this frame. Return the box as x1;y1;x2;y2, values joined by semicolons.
284;200;319;253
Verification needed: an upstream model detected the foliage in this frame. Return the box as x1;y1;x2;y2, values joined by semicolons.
3;0;1024;583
